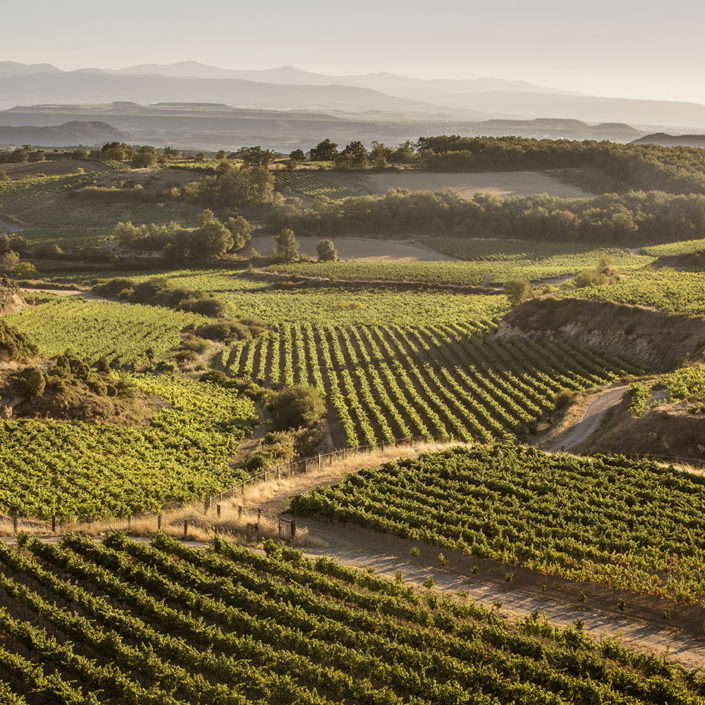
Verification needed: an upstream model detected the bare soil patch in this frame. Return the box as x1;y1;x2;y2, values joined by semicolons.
333;170;591;199
249;235;457;261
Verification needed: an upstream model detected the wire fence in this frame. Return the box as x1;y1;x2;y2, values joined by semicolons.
205;434;457;509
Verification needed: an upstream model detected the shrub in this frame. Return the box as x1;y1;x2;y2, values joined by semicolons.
266;383;326;430
195;320;250;342
14;367;46;397
504;278;532;306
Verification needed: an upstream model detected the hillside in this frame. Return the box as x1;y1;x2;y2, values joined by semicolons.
496;297;705;370
0;120;133;147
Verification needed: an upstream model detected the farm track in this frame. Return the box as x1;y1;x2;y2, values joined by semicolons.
296;520;705;669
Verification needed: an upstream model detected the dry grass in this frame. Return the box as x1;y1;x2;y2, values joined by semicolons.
0;440;468;545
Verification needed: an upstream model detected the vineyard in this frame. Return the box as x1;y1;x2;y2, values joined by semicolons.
275;170;359;200
269;244;651;286
226;320;642;447
642;238;705;256
5;299;208;365
0;531;702;705
0;375;255;519
569;270;705;315
52;270;512;325
291;443;705;605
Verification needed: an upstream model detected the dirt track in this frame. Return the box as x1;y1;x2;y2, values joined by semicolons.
548;386;626;451
297;520;705;669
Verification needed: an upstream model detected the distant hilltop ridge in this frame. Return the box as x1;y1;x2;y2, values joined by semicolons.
3;60;705;129
0;120;133;147
632;132;705;148
0;102;648;150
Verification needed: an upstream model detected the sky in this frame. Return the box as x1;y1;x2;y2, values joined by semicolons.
4;0;705;103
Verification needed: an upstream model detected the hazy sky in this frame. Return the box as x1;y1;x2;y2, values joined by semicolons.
4;0;704;103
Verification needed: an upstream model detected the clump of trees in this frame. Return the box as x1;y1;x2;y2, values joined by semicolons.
111;209;253;261
179;161;274;207
92;276;232;317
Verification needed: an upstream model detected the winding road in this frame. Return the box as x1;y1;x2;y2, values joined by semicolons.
548;386;626;451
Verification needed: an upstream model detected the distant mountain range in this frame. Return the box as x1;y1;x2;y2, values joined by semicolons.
2;60;705;132
0;103;648;151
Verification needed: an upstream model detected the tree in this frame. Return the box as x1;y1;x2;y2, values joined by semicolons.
316;238;337;262
289;149;305;163
71;149;88;160
237;146;276;167
390;141;414;163
370;141;392;167
273;228;300;262
504;279;532;306
225;216;254;252
309;139;338;162
336;141;368;169
100;142;133;161
162;146;180;159
11;261;38;279
0;251;20;273
194;209;233;259
266;383;326;429
132;145;159;168
215;150;227;160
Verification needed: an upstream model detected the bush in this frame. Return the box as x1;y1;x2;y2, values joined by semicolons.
317;238;337;262
182;297;230;318
266;383;326;430
195;320;250;343
14;367;46;397
504;279;532;306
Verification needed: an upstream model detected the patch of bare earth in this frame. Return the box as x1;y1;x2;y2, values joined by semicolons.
248;235;458;261
333;170;591;199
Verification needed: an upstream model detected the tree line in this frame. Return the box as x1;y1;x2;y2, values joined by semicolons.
265;189;705;246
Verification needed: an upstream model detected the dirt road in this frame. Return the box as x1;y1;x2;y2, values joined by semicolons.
298;520;705;668
548;386;626;451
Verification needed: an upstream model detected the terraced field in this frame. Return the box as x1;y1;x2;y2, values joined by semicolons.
0;532;702;705
226;320;643;446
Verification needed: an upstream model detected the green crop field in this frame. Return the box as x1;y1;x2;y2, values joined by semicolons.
269;244;651;286
0;375;255;519
5;299;207;365
568;270;705;315
292;443;705;605
49;270;513;325
0;532;701;705
642;238;705;256
275;170;359;200
227;320;642;447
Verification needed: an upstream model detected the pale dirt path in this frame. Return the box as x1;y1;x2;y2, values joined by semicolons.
296;520;705;669
21;287;109;302
548;386;626;451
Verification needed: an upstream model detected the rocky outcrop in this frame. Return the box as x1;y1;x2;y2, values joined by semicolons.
496;297;705;371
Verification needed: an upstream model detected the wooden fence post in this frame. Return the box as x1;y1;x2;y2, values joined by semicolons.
127;515;131;529
157;514;162;531
51;515;56;533
183;520;188;539
318;454;321;470
217;504;221;519
238;506;242;521
12;515;17;534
